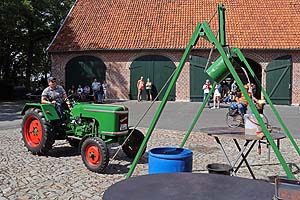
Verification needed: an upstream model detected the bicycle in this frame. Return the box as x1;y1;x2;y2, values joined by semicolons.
225;101;269;128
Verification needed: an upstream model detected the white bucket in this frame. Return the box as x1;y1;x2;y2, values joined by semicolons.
244;114;262;135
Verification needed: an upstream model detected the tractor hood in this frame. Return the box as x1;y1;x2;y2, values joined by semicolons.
71;103;128;116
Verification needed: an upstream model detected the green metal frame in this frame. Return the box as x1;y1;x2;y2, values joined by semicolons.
232;48;300;157
126;4;298;179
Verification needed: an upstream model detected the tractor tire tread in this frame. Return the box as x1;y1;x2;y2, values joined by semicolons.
81;137;109;173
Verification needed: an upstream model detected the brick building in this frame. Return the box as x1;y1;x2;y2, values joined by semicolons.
48;0;300;105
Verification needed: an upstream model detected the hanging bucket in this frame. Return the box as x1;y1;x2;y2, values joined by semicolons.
206;56;231;83
148;147;193;174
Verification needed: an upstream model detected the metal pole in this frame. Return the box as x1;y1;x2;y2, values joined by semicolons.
218;3;226;46
232;47;300;157
181;4;225;148
126;23;203;179
200;22;294;179
180;82;216;147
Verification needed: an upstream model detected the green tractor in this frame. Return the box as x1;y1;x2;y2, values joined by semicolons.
21;100;145;173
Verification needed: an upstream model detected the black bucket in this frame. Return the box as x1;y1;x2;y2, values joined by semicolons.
207;163;233;175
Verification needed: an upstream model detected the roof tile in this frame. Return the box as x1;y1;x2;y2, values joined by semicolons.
49;0;300;52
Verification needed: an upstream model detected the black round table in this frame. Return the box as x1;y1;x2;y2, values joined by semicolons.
103;173;275;200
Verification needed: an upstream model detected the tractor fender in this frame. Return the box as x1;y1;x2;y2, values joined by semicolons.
21;103;60;121
79;134;93;149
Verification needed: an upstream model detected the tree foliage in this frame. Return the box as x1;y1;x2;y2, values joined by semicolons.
0;0;74;87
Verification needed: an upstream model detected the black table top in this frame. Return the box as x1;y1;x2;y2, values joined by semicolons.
103;173;275;200
200;127;285;141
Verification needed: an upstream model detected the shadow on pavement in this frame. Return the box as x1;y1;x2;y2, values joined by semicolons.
0;101;24;122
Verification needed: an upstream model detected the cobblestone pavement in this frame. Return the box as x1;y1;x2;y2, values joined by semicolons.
1;127;300;199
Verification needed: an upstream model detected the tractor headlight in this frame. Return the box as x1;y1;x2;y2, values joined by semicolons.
120;123;127;131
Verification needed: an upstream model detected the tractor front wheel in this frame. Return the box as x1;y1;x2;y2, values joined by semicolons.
81;137;109;173
122;128;146;159
21;108;54;155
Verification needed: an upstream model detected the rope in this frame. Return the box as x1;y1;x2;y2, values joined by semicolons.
109;68;177;162
208;9;218;24
204;46;215;73
203;7;219;72
204;30;219;72
110;6;219;163
240;66;250;86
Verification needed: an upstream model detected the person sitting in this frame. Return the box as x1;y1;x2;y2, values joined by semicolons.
236;84;257;116
83;84;91;101
76;84;84;101
223;91;233;104
231;84;257;116
41;77;71;120
68;85;76;97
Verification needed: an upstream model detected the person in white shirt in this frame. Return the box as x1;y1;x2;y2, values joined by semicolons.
76;84;83;101
212;83;221;109
146;78;152;101
202;79;212;107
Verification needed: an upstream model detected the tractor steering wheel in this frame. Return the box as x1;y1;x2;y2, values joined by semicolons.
64;94;77;109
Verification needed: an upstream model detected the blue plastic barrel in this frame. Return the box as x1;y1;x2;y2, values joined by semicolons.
148;147;193;174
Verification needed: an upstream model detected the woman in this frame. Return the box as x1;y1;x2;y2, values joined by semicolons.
212;83;221;109
146;78;152;101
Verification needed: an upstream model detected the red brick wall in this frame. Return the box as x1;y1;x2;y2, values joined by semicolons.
50;49;300;104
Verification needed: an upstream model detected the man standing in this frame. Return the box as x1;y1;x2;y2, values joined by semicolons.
102;80;108;101
41;77;71;119
202;79;212;107
137;76;144;101
91;78;100;103
97;81;104;103
231;80;237;95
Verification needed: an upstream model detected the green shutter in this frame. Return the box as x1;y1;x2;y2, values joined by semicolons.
266;55;292;105
189;56;211;102
130;55;176;101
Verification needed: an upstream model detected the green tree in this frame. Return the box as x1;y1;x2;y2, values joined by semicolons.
0;0;74;87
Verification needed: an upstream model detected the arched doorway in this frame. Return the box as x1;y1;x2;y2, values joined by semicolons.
232;57;262;99
65;56;106;91
130;55;176;101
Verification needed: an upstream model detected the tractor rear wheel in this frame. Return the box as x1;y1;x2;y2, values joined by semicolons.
122;128;146;159
21;108;55;155
81;137;109;173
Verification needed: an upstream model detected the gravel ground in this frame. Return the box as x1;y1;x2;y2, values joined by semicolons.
0;127;300;199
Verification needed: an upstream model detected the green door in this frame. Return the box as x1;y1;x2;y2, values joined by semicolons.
266;55;292;105
190;56;211;102
65;56;106;91
130;55;176;101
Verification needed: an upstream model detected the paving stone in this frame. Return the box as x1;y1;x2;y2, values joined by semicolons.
1;128;300;199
